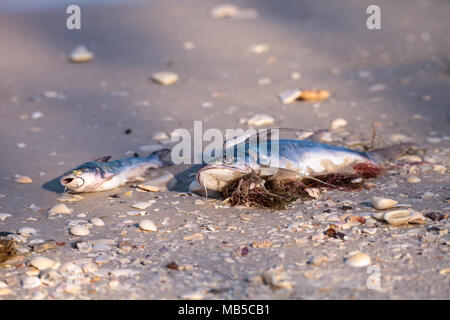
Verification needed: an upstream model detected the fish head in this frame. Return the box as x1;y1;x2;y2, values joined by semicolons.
60;165;102;192
196;163;254;192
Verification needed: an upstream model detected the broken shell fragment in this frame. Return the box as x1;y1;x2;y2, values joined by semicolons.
371;197;398;210
183;233;204;241
57;194;84;203
247;114;274;126
68;45;94;63
151;71;179;86
0;213;11;221
299;89;330;102
48;203;73;215
279;89;302;104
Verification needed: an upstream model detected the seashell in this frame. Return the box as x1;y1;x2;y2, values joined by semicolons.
151;71;179;86
130;200;155;210
90;217;105;227
22;276;41;289
152;132;169;140
60;262;82;275
251;240;272;248
28;256;57;270
408;211;426;224
247;114;274;126
279;89;302;104
18;227;36;236
383;210;413;226
250;44;269;54
48;203;73;215
301;89;330;102
370;197;398;210
70;225;89;236
407;176;421;183
68;45;94;63
138;219;157;232
345;253;371;267
210;4;239;18
14;175;32;184
0;213;11;221
433;165;446;174
183;233;203;241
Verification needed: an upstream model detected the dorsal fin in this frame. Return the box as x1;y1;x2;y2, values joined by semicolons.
94;156;112;162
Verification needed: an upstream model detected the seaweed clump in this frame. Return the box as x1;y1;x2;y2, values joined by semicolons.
0;239;18;265
222;162;383;210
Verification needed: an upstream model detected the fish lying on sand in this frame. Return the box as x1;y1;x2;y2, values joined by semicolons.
196;132;411;208
60;149;172;193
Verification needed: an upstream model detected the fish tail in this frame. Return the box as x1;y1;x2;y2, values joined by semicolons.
147;148;173;167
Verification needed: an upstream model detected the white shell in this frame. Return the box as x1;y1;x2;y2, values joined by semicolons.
331;118;348;130
18;227;36;236
345;253;371;267
131;200;156;210
383;210;413;226
22;276;41;289
70;225;90;236
247;114;274;126
151;71;179;86
90;217;105;227
139;219;157;232
0;213;11;221
279;89;302;104
48;203;73;215
29;256;56;270
15;175;32;184
68;45;94;63
370;197;398;210
406;176;421;183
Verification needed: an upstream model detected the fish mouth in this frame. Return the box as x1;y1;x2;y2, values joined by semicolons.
196;164;251;192
60;176;85;189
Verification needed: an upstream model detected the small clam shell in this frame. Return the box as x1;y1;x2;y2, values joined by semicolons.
130;200;155;210
15;175;33;184
371;197;398;210
383;210;413;226
70;225;89;236
29;256;57;270
48;203;73;215
345;253;371;267
138;219;157;232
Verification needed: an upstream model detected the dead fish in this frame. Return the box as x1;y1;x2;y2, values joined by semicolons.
197;138;383;193
60;149;172;193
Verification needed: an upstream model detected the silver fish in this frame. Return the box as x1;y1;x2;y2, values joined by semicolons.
196;138;381;192
60;149;171;193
